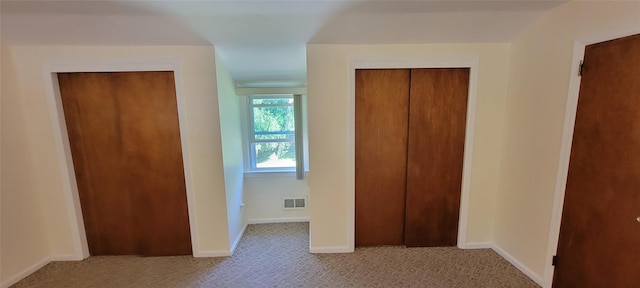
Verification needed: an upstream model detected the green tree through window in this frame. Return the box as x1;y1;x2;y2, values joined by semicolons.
250;96;296;169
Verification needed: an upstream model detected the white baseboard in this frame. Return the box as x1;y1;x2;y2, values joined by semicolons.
1;257;50;288
193;250;231;258
309;246;353;253
491;244;545;287
230;222;248;255
460;242;492;249
247;217;310;224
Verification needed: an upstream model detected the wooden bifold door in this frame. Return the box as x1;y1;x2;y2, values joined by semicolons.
355;68;469;247
58;71;192;256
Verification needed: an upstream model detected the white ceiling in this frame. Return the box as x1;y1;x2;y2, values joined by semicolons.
0;0;566;87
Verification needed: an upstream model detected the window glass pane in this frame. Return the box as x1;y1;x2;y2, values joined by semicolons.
252;98;293;105
253;106;295;133
255;133;294;141
255;141;296;168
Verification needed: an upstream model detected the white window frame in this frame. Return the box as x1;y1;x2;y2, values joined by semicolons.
243;94;305;178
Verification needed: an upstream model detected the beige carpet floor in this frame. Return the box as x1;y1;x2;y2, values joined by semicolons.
12;223;539;288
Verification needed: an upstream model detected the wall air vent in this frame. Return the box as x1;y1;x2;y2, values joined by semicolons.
283;197;306;210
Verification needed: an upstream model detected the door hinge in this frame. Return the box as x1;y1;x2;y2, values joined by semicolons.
552;255;558;266
578;60;584;76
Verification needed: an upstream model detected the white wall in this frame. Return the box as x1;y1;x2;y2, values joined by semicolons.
1;45;231;286
244;174;310;222
495;1;640;286
306;44;510;250
215;51;247;251
1;45;52;286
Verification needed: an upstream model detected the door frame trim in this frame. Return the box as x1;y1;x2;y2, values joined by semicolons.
347;55;479;250
42;60;200;259
545;28;640;286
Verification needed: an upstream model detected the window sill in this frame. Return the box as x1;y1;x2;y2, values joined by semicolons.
243;171;309;179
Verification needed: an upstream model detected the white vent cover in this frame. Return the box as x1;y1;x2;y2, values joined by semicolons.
283;197;306;209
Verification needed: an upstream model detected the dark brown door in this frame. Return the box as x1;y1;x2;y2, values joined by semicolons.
355;68;468;247
355;69;410;246
404;68;468;247
553;34;640;287
58;71;192;256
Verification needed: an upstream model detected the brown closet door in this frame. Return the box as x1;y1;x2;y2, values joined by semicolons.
355;69;410;246
553;34;640;287
58;71;192;256
404;68;469;247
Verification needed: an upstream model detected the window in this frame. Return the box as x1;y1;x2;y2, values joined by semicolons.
249;95;295;169
246;95;304;178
